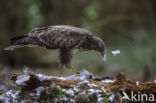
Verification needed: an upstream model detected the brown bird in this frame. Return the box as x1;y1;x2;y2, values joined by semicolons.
4;25;106;72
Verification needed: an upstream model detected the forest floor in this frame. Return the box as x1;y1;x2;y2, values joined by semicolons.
0;67;156;103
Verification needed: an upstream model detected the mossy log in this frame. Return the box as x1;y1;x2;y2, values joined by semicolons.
0;69;155;103
11;72;156;93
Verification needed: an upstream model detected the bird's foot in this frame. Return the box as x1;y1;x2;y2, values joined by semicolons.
70;67;79;76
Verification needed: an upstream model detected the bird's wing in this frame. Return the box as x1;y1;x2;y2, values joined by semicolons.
28;26;92;49
28;26;49;37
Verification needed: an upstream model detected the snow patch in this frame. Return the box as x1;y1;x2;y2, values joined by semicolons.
65;89;74;96
15;67;31;86
102;79;115;83
35;69;93;81
36;86;45;99
107;93;115;102
87;83;97;87
78;90;86;95
78;80;89;85
88;89;103;103
73;87;80;92
36;73;55;82
0;90;20;103
78;80;97;87
65;75;80;80
54;98;58;103
88;89;101;95
61;96;75;103
16;75;30;86
79;69;94;79
29;86;45;99
62;96;68;101
23;66;29;75
98;97;103;103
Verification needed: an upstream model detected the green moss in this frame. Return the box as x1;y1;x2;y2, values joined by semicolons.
103;97;109;103
44;86;64;102
88;94;98;103
75;95;90;103
51;86;63;98
39;85;120;103
78;84;90;90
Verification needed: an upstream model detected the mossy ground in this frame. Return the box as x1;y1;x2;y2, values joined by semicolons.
38;85;119;103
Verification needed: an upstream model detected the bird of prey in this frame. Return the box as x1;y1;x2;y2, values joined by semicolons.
5;25;106;72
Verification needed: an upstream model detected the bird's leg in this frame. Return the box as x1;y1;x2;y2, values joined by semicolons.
69;66;79;76
70;67;76;74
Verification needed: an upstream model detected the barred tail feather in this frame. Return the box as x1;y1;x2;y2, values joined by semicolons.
10;35;28;45
4;45;26;50
4;35;38;50
4;44;37;50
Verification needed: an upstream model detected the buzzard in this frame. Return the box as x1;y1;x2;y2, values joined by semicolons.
5;25;106;72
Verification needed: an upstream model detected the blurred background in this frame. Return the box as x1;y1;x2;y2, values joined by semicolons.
0;0;156;81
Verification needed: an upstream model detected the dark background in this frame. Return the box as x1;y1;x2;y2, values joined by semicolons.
0;0;156;81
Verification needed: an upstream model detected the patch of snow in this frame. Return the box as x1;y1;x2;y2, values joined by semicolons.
88;89;95;94
35;86;45;99
57;77;66;81
102;79;115;83
0;90;20;103
78;80;97;87
107;93;115;102
29;93;36;97
36;69;94;81
65;89;74;96
21;69;94;82
62;89;66;92
57;86;61;89
29;87;45;99
78;80;89;85
50;82;56;87
112;50;120;56
23;66;29;75
136;81;139;86
102;54;107;62
78;90;86;95
87;83;97;87
61;96;75;103
73;87;80;92
61;96;68;101
54;98;58;103
98;94;101;97
79;69;94;79
65;75;80;80
65;69;94;80
16;75;30;86
70;99;75;103
88;89;103;103
35;73;55;82
36;73;66;81
98;97;103;103
88;89;101;95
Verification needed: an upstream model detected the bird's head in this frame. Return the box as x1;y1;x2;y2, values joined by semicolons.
87;36;106;58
